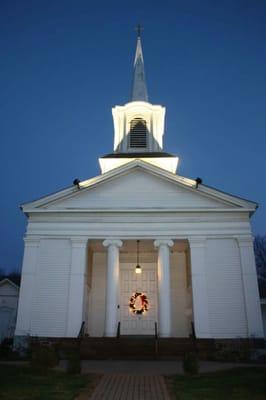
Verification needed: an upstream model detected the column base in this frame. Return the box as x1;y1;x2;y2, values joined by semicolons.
104;332;117;337
159;333;171;338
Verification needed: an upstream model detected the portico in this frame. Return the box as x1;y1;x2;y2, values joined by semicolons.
86;238;190;338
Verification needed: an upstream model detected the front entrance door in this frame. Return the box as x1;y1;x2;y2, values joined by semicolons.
120;263;158;335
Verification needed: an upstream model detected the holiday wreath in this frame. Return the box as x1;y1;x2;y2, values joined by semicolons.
129;292;149;315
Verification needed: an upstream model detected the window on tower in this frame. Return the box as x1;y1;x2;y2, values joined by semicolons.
129;118;147;148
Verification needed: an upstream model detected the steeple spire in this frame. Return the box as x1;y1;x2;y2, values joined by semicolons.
131;25;148;102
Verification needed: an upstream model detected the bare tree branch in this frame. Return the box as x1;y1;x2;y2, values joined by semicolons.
254;235;266;278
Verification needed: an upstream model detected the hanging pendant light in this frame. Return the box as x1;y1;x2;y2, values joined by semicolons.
135;240;142;274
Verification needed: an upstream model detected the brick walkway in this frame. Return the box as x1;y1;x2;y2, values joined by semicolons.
89;374;170;400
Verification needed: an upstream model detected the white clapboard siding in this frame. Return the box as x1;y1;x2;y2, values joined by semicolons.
206;239;247;337
170;252;190;337
31;239;71;337
49;170;230;210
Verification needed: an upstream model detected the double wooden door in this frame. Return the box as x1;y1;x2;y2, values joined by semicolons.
120;263;158;335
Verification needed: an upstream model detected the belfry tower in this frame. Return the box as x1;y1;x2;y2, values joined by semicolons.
99;30;179;174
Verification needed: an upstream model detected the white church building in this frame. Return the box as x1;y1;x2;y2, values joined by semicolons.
15;34;264;342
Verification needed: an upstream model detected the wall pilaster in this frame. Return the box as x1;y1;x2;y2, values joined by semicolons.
189;237;211;338
15;237;40;336
237;236;264;337
66;237;88;337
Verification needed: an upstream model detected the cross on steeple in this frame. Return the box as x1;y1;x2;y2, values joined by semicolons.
135;23;143;38
131;25;148;101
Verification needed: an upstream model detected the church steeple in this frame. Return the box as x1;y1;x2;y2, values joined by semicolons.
98;29;179;175
131;27;148;102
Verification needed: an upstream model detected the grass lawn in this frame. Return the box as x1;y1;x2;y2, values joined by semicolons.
0;365;91;400
170;367;266;400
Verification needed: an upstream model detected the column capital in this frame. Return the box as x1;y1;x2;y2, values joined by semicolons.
237;236;254;248
103;239;123;248
154;239;174;248
23;236;40;247
188;237;206;248
71;237;88;247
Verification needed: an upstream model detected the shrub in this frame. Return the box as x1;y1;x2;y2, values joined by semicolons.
0;338;13;359
0;338;21;361
67;351;81;374
31;345;58;372
182;352;199;376
210;341;250;362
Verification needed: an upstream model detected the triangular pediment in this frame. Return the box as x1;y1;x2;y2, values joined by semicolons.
22;161;256;213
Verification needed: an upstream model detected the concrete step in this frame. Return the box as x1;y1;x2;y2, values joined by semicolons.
79;337;196;360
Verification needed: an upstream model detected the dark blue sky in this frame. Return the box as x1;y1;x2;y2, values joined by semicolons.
1;0;265;272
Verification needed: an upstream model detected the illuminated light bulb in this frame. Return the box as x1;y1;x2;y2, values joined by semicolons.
135;264;142;274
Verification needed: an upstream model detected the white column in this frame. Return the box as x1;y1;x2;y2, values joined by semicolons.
15;237;40;336
238;237;264;338
103;239;123;337
66;237;88;337
189;237;211;338
154;239;173;337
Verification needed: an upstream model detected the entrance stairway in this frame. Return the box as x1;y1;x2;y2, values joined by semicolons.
79;336;199;360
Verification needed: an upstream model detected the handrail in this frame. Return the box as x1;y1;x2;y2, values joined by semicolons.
154;321;158;340
190;321;198;351
154;322;158;357
78;321;85;339
191;321;196;342
116;321;121;338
